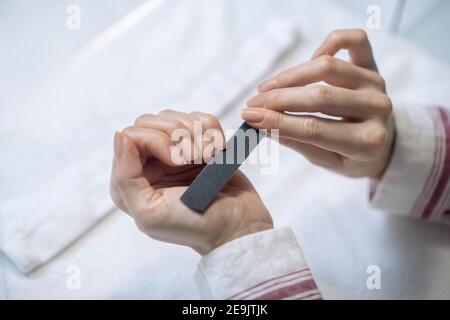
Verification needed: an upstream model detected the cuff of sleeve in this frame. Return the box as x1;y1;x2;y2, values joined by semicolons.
371;103;450;224
195;228;320;300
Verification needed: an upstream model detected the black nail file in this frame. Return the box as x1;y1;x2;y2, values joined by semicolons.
180;122;264;213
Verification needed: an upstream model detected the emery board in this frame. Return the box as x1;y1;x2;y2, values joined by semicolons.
180;122;263;213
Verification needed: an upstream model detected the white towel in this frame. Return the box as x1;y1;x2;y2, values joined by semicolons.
0;0;297;273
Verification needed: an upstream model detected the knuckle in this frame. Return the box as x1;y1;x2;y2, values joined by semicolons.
193;112;221;130
329;30;342;43
134;114;151;125
158;108;174;116
378;77;386;91
189;111;206;118
311;86;333;108
122;125;135;135
173;118;185;128
275;73;289;88
268;89;282;105
354;28;369;43
203;114;220;129
168;119;184;132
299;117;321;140
372;74;386;91
274;112;284;129
360;127;388;156
378;96;393;117
318;55;336;74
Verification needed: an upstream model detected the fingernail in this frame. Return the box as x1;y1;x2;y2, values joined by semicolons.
114;131;124;159
258;78;277;92
241;109;265;123
247;94;266;108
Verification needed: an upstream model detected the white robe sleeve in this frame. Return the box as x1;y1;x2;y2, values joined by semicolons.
195;228;322;300
371;103;450;225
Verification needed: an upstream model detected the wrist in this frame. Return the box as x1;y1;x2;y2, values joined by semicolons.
197;220;273;256
220;221;274;248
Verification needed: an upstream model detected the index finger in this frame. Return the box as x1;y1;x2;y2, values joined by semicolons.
311;29;378;71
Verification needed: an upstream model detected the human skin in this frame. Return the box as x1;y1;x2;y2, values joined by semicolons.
242;29;395;179
110;110;273;255
111;29;395;254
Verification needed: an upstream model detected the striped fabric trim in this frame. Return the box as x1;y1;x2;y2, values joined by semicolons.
411;106;444;218
435;163;450;224
227;268;322;300
227;268;309;300
419;106;450;222
283;289;322;300
254;278;319;300
432;151;450;222
428;107;450;221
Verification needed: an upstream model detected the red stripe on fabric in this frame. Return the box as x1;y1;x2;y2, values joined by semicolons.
306;295;323;300
290;291;322;300
422;107;450;219
412;106;442;216
253;278;318;300
237;272;311;300
226;268;309;300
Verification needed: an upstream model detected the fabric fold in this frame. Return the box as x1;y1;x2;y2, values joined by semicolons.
0;0;297;273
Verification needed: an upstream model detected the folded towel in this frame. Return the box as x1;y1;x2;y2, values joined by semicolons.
0;0;297;273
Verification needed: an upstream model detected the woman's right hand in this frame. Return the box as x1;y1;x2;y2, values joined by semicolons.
110;110;273;256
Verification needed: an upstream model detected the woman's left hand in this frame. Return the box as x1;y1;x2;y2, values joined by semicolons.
241;29;395;179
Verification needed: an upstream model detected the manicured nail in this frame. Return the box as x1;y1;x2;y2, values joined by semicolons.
247;94;266;108
258;78;277;92
114;131;124;159
241;109;265;123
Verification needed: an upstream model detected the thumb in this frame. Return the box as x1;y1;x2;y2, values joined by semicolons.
111;131;156;216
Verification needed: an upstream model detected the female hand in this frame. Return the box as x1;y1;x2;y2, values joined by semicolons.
110;110;273;255
241;29;395;178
